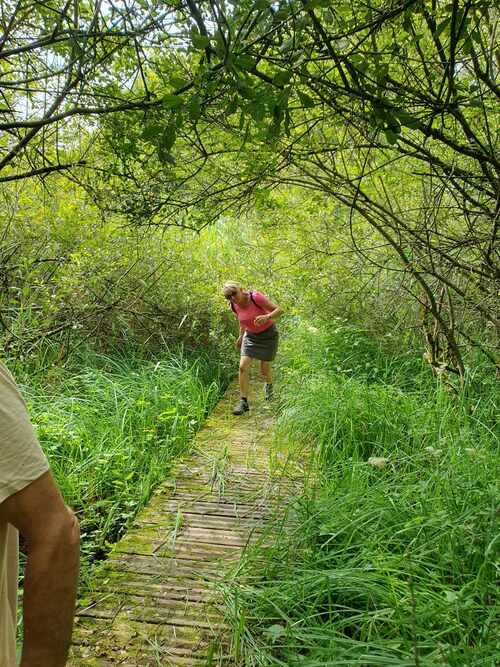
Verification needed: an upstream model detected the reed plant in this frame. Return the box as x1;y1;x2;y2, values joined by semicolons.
223;324;499;666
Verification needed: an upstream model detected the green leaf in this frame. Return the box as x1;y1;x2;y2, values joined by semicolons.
284;109;291;136
226;97;238;115
356;62;369;75
445;590;459;603
305;0;330;8
265;624;286;642
274;70;293;86
191;32;210;50
275;6;291;20
120;140;135;156
272;104;284;122
188;96;201;121
279;37;295;54
462;36;474;55
248;100;266;122
298;90;315;108
386;116;401;134
159;151;175;165
394;109;420;130
157;131;176;163
236;78;255;100
142;122;162;142
163;94;184;109
234;55;255;71
160;123;177;152
384;128;399;144
351;54;369;74
402;12;412;33
168;75;189;90
213;30;226;57
267;118;281;139
376;63;389;85
470;29;482;45
435;17;451;38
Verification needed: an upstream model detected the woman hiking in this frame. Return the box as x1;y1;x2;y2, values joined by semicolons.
222;281;282;415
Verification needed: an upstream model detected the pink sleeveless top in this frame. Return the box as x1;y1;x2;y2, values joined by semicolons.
232;291;274;334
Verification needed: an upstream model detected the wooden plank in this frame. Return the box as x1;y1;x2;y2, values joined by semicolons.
105;554;223;579
175;464;272;478
73;614;205;646
167;489;280;505
114;535;241;559
134;511;265;531
149;497;272;518
162;479;274;496
77;595;225;629
70;644;210;666
91;573;212;600
77;590;219;612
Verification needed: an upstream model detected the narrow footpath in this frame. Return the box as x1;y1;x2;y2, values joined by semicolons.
68;377;297;666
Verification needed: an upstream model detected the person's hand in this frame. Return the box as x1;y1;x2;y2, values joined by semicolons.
235;336;243;349
254;314;270;326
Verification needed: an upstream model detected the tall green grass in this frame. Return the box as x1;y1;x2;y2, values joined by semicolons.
223;324;499;666
15;345;231;583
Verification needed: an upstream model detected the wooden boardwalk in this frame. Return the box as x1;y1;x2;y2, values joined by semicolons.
69;378;297;666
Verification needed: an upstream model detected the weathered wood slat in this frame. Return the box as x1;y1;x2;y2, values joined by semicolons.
95;579;212;601
150;495;274;516
105;554;223;578
78;601;225;630
114;539;241;560
142;510;276;531
134;511;266;531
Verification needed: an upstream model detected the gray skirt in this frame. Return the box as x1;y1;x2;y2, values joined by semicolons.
241;324;279;361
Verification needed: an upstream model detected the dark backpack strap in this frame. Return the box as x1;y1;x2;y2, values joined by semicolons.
230;291;266;314
249;291;266;312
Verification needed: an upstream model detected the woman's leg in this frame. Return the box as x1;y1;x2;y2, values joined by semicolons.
239;355;253;398
260;361;272;384
234;355;253;415
261;361;274;399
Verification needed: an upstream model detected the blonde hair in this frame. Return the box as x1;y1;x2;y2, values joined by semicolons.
221;281;242;298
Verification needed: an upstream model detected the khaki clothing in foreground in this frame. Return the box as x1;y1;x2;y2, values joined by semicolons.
0;362;48;667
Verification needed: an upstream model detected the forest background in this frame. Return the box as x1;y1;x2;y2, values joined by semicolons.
1;1;498;664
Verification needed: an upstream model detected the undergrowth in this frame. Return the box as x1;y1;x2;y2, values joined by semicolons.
223;323;499;666
14;344;232;586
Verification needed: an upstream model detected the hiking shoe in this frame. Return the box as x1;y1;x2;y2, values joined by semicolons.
233;398;249;415
264;383;273;400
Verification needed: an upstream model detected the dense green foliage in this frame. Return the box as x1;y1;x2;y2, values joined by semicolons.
13;345;232;585
91;0;499;378
222;324;499;665
0;176;251;359
1;1;498;662
2;0;498;376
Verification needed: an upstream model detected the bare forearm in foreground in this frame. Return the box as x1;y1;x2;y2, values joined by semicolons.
20;507;80;666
